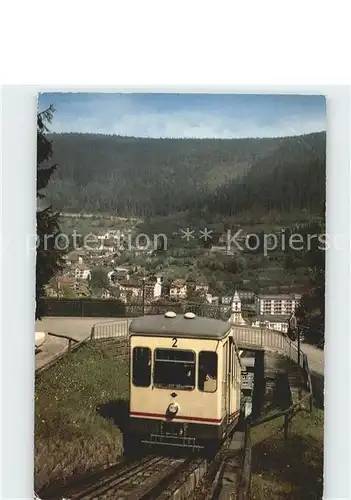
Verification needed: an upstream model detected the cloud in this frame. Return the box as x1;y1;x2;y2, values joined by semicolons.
51;110;326;139
42;93;326;139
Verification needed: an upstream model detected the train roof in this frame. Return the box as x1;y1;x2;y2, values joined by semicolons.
129;313;231;340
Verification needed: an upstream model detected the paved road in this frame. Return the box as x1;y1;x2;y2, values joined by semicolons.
232;326;324;376
35;335;71;370
300;342;324;408
35;317;129;370
301;342;324;375
35;317;129;341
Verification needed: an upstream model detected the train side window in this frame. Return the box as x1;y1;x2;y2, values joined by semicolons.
198;351;217;393
132;347;151;387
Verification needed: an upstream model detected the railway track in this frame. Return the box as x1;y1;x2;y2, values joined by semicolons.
192;415;251;500
41;454;204;500
39;416;250;500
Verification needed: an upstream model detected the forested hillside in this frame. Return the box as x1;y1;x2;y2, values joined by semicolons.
207;132;326;216
45;131;326;217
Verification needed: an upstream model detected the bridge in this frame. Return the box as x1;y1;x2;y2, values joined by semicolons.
92;318;295;352
36;302;313;402
91;316;303;358
90;314;314;435
91;316;311;385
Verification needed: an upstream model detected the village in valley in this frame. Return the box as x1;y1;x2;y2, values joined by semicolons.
45;215;302;334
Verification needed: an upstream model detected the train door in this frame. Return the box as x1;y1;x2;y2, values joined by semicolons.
222;341;228;420
239;356;242;408
231;337;237;418
230;337;238;420
227;338;232;420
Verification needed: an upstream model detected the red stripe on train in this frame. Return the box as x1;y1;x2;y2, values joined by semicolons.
130;410;240;423
130;411;222;423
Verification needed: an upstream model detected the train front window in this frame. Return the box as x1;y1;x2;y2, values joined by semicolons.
132;347;151;387
154;349;195;390
198;351;218;392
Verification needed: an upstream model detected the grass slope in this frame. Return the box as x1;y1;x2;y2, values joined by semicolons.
35;341;129;490
250;409;324;499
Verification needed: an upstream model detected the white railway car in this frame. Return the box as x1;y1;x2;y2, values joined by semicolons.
127;311;243;453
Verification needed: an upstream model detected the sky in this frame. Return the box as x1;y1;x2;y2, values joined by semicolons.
38;93;326;139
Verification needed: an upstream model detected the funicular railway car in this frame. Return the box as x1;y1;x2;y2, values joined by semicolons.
127;311;243;454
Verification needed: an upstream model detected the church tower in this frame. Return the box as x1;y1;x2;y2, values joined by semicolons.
232;290;241;312
230;290;247;325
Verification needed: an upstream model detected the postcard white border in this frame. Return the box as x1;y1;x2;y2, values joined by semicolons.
1;85;350;499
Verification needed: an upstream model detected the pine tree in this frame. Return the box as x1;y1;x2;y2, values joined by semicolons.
36;105;65;319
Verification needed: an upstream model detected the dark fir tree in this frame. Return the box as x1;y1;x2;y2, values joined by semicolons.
36;106;65;319
286;216;325;344
43;131;326;217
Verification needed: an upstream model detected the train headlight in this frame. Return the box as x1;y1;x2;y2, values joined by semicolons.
168;403;179;415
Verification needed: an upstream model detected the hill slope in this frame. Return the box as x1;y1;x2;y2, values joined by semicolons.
207;132;326;216
45;132;326;217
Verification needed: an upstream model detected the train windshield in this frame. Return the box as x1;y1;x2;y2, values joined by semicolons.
154;349;195;390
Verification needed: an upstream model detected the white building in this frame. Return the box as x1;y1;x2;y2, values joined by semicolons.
251;315;289;334
255;293;301;316
74;264;91;280
229;290;247;325
118;279;142;303
153;276;162;300
195;282;209;295
109;267;130;284
118;276;162;303
206;293;214;304
144;276;163;301
65;250;85;266
169;279;187;300
221;296;232;305
100;288;111;299
237;290;255;301
107;270;115;283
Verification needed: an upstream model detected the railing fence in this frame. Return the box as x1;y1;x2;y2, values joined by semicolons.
92;319;131;340
230;323;313;410
90;308;313;410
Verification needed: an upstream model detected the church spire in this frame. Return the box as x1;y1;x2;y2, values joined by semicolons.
231;289;241;312
230;289;247;325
